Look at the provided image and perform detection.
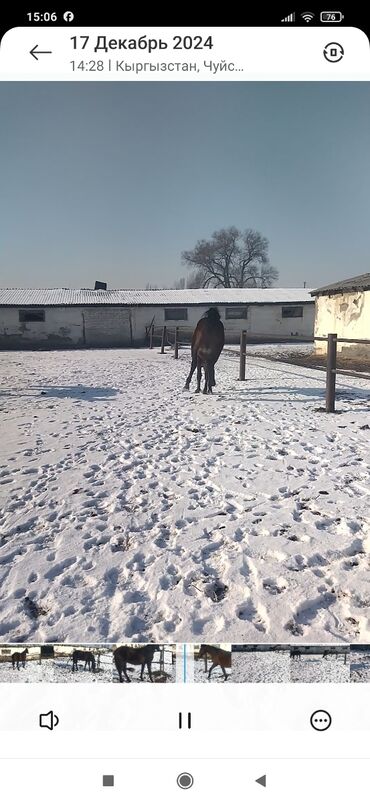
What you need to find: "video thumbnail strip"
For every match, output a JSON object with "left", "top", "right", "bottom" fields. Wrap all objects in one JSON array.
[{"left": 1, "top": 643, "right": 369, "bottom": 683}]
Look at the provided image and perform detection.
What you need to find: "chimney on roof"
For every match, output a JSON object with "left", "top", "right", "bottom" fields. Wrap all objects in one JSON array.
[{"left": 94, "top": 281, "right": 107, "bottom": 290}]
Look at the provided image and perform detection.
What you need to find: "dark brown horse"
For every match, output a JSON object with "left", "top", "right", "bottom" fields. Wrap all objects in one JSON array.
[
  {"left": 72, "top": 650, "right": 96, "bottom": 672},
  {"left": 184, "top": 308, "right": 225, "bottom": 394},
  {"left": 198, "top": 644, "right": 231, "bottom": 681},
  {"left": 113, "top": 644, "right": 159, "bottom": 683},
  {"left": 12, "top": 648, "right": 29, "bottom": 670},
  {"left": 291, "top": 648, "right": 302, "bottom": 661}
]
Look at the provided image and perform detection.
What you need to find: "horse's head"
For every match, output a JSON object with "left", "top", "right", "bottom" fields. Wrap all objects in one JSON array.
[
  {"left": 25, "top": 648, "right": 29, "bottom": 654},
  {"left": 198, "top": 645, "right": 207, "bottom": 658},
  {"left": 204, "top": 307, "right": 221, "bottom": 321}
]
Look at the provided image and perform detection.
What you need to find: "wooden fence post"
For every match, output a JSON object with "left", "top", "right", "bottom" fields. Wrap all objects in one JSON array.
[
  {"left": 174, "top": 327, "right": 179, "bottom": 359},
  {"left": 326, "top": 333, "right": 337, "bottom": 413},
  {"left": 239, "top": 330, "right": 247, "bottom": 380},
  {"left": 149, "top": 324, "right": 154, "bottom": 350},
  {"left": 160, "top": 325, "right": 167, "bottom": 354}
]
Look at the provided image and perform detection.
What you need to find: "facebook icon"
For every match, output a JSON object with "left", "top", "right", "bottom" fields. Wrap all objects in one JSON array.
[{"left": 63, "top": 11, "right": 74, "bottom": 21}]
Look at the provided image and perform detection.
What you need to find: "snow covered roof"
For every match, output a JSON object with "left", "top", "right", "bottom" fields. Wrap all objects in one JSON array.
[
  {"left": 0, "top": 287, "right": 314, "bottom": 307},
  {"left": 311, "top": 273, "right": 370, "bottom": 296}
]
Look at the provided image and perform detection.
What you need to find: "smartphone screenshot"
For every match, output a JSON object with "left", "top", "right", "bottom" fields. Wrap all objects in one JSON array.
[{"left": 0, "top": 7, "right": 369, "bottom": 800}]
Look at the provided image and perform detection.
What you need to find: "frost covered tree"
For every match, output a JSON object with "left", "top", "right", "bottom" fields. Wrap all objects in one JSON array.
[{"left": 182, "top": 226, "right": 278, "bottom": 289}]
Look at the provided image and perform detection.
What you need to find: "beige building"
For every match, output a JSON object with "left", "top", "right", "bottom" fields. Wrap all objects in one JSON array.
[{"left": 312, "top": 273, "right": 370, "bottom": 358}]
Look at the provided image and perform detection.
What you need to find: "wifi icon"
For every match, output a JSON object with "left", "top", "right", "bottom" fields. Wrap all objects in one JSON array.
[{"left": 301, "top": 11, "right": 315, "bottom": 22}]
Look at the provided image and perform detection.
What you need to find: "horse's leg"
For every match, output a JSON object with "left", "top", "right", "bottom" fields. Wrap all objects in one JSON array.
[
  {"left": 222, "top": 666, "right": 229, "bottom": 681},
  {"left": 203, "top": 361, "right": 212, "bottom": 394},
  {"left": 202, "top": 362, "right": 209, "bottom": 394},
  {"left": 208, "top": 662, "right": 216, "bottom": 679},
  {"left": 184, "top": 354, "right": 197, "bottom": 390},
  {"left": 208, "top": 362, "right": 214, "bottom": 393},
  {"left": 123, "top": 663, "right": 131, "bottom": 683},
  {"left": 195, "top": 359, "right": 202, "bottom": 393},
  {"left": 147, "top": 661, "right": 154, "bottom": 683}
]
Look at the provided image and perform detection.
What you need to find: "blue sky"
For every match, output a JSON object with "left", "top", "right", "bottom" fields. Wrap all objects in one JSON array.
[{"left": 0, "top": 82, "right": 369, "bottom": 289}]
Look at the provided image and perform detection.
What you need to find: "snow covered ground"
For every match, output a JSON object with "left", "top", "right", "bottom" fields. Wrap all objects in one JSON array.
[
  {"left": 0, "top": 347, "right": 369, "bottom": 644},
  {"left": 0, "top": 659, "right": 54, "bottom": 682},
  {"left": 53, "top": 650, "right": 113, "bottom": 682},
  {"left": 232, "top": 650, "right": 290, "bottom": 682},
  {"left": 349, "top": 651, "right": 370, "bottom": 682},
  {"left": 290, "top": 655, "right": 350, "bottom": 682},
  {"left": 228, "top": 343, "right": 314, "bottom": 359}
]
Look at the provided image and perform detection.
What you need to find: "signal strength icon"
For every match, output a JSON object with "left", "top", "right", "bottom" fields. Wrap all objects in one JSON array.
[
  {"left": 301, "top": 11, "right": 315, "bottom": 22},
  {"left": 281, "top": 12, "right": 296, "bottom": 22}
]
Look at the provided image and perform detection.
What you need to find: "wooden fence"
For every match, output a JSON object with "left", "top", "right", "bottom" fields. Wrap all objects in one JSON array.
[{"left": 148, "top": 324, "right": 370, "bottom": 413}]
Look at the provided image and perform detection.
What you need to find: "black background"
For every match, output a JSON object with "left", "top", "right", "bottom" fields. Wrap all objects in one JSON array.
[{"left": 0, "top": 4, "right": 368, "bottom": 41}]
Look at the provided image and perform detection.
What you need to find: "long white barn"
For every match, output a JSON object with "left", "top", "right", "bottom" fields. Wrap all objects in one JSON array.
[{"left": 0, "top": 287, "right": 314, "bottom": 349}]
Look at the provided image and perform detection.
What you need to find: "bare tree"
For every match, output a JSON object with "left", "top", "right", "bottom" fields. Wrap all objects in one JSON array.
[{"left": 182, "top": 226, "right": 278, "bottom": 288}]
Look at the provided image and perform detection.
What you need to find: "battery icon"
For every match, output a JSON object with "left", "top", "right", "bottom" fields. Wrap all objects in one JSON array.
[{"left": 320, "top": 11, "right": 344, "bottom": 22}]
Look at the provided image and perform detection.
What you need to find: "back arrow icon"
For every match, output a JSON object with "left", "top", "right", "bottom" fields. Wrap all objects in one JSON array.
[{"left": 30, "top": 45, "right": 52, "bottom": 60}]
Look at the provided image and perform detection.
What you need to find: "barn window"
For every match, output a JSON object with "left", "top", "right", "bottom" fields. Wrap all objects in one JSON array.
[
  {"left": 19, "top": 309, "right": 45, "bottom": 322},
  {"left": 281, "top": 306, "right": 303, "bottom": 318},
  {"left": 225, "top": 307, "right": 248, "bottom": 320},
  {"left": 164, "top": 307, "right": 188, "bottom": 321},
  {"left": 41, "top": 645, "right": 54, "bottom": 658}
]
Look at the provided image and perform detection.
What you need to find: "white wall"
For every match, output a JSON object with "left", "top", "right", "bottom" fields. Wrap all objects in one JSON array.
[
  {"left": 0, "top": 307, "right": 84, "bottom": 348},
  {"left": 248, "top": 304, "right": 314, "bottom": 338},
  {"left": 135, "top": 303, "right": 314, "bottom": 343},
  {"left": 314, "top": 290, "right": 370, "bottom": 357},
  {"left": 0, "top": 302, "right": 315, "bottom": 349},
  {"left": 83, "top": 307, "right": 132, "bottom": 346},
  {"left": 0, "top": 306, "right": 132, "bottom": 348}
]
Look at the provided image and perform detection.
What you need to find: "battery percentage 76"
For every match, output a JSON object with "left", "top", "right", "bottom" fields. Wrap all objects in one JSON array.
[{"left": 320, "top": 11, "right": 344, "bottom": 22}]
